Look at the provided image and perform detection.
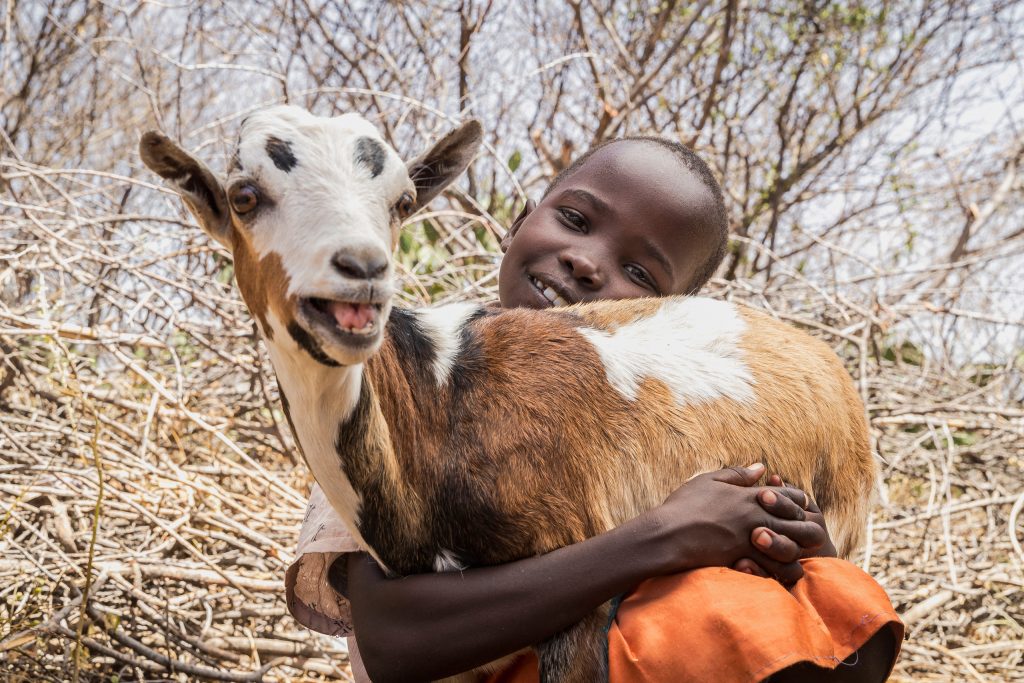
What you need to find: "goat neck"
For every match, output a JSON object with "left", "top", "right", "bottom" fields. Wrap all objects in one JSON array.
[{"left": 266, "top": 318, "right": 427, "bottom": 575}]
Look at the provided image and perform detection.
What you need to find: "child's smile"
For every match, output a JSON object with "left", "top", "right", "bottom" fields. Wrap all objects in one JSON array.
[{"left": 527, "top": 274, "right": 573, "bottom": 307}]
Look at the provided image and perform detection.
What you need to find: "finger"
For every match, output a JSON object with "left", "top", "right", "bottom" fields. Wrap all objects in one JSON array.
[
  {"left": 711, "top": 462, "right": 765, "bottom": 487},
  {"left": 800, "top": 510, "right": 838, "bottom": 558},
  {"left": 732, "top": 558, "right": 770, "bottom": 578},
  {"left": 772, "top": 485, "right": 809, "bottom": 510},
  {"left": 758, "top": 488, "right": 805, "bottom": 521},
  {"left": 752, "top": 527, "right": 803, "bottom": 564},
  {"left": 768, "top": 519, "right": 828, "bottom": 551},
  {"left": 746, "top": 551, "right": 804, "bottom": 584},
  {"left": 768, "top": 474, "right": 784, "bottom": 487}
]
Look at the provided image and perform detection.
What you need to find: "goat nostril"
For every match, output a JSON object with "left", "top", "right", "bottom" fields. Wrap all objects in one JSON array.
[
  {"left": 365, "top": 254, "right": 388, "bottom": 279},
  {"left": 331, "top": 253, "right": 368, "bottom": 280},
  {"left": 331, "top": 252, "right": 389, "bottom": 280}
]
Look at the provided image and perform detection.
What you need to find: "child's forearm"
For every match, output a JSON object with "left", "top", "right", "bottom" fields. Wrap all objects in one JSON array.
[
  {"left": 345, "top": 465, "right": 824, "bottom": 682},
  {"left": 346, "top": 509, "right": 675, "bottom": 683}
]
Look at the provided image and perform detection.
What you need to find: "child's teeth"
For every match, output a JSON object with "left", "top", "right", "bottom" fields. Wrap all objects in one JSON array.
[
  {"left": 542, "top": 287, "right": 557, "bottom": 302},
  {"left": 553, "top": 295, "right": 568, "bottom": 306}
]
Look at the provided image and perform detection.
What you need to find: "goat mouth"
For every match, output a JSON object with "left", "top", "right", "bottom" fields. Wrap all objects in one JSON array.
[{"left": 301, "top": 297, "right": 384, "bottom": 343}]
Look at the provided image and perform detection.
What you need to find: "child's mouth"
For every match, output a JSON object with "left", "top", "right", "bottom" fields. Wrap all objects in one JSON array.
[{"left": 529, "top": 275, "right": 571, "bottom": 307}]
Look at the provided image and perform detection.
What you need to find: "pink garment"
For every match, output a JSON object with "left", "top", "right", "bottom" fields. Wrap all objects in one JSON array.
[{"left": 285, "top": 483, "right": 359, "bottom": 637}]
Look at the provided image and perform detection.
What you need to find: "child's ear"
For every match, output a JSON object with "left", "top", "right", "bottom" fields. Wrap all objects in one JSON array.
[{"left": 501, "top": 199, "right": 535, "bottom": 253}]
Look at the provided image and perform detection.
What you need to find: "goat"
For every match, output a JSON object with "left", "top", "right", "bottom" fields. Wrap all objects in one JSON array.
[{"left": 140, "top": 105, "right": 875, "bottom": 683}]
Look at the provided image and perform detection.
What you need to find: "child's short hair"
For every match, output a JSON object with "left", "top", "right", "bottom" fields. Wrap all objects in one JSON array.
[{"left": 543, "top": 136, "right": 729, "bottom": 294}]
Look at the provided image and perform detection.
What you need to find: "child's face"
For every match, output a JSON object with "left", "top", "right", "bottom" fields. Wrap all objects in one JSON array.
[{"left": 498, "top": 140, "right": 719, "bottom": 309}]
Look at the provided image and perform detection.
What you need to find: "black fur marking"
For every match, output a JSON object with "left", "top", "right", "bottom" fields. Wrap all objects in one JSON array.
[
  {"left": 447, "top": 311, "right": 489, "bottom": 401},
  {"left": 266, "top": 136, "right": 298, "bottom": 172},
  {"left": 431, "top": 468, "right": 531, "bottom": 567},
  {"left": 286, "top": 321, "right": 340, "bottom": 367},
  {"left": 335, "top": 305, "right": 527, "bottom": 575},
  {"left": 182, "top": 171, "right": 224, "bottom": 219},
  {"left": 355, "top": 137, "right": 386, "bottom": 178},
  {"left": 464, "top": 305, "right": 497, "bottom": 325},
  {"left": 386, "top": 308, "right": 437, "bottom": 385},
  {"left": 429, "top": 308, "right": 531, "bottom": 567},
  {"left": 159, "top": 159, "right": 187, "bottom": 180},
  {"left": 335, "top": 305, "right": 602, "bottom": 579},
  {"left": 336, "top": 374, "right": 524, "bottom": 575},
  {"left": 229, "top": 151, "right": 243, "bottom": 172},
  {"left": 335, "top": 379, "right": 434, "bottom": 575},
  {"left": 279, "top": 392, "right": 305, "bottom": 462}
]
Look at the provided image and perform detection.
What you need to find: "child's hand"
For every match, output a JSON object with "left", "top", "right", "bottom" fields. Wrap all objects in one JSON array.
[
  {"left": 648, "top": 463, "right": 826, "bottom": 584},
  {"left": 731, "top": 473, "right": 838, "bottom": 579},
  {"left": 762, "top": 473, "right": 838, "bottom": 560}
]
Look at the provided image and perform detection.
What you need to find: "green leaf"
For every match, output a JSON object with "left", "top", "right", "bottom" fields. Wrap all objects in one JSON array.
[
  {"left": 399, "top": 230, "right": 415, "bottom": 254},
  {"left": 423, "top": 222, "right": 440, "bottom": 245},
  {"left": 507, "top": 150, "right": 522, "bottom": 173},
  {"left": 952, "top": 432, "right": 977, "bottom": 447}
]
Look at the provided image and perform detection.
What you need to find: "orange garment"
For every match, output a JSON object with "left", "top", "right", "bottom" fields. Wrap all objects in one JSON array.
[{"left": 487, "top": 558, "right": 903, "bottom": 683}]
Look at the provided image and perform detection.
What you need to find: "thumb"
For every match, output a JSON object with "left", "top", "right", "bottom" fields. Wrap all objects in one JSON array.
[{"left": 713, "top": 462, "right": 765, "bottom": 487}]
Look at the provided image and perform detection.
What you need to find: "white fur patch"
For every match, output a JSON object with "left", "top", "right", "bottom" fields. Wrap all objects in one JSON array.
[
  {"left": 416, "top": 303, "right": 482, "bottom": 386},
  {"left": 433, "top": 548, "right": 466, "bottom": 572},
  {"left": 578, "top": 297, "right": 755, "bottom": 406},
  {"left": 263, "top": 311, "right": 381, "bottom": 564}
]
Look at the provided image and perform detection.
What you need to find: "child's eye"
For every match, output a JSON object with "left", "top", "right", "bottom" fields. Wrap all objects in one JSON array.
[
  {"left": 625, "top": 264, "right": 659, "bottom": 292},
  {"left": 557, "top": 207, "right": 588, "bottom": 232}
]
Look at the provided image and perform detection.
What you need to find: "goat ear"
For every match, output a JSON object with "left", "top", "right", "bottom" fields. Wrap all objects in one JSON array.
[
  {"left": 406, "top": 119, "right": 483, "bottom": 210},
  {"left": 139, "top": 131, "right": 232, "bottom": 248}
]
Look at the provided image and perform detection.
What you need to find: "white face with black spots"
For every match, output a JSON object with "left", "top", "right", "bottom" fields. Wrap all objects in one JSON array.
[
  {"left": 229, "top": 106, "right": 412, "bottom": 364},
  {"left": 139, "top": 106, "right": 482, "bottom": 368}
]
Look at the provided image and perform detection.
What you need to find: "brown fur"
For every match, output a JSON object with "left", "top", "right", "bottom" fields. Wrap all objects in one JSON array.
[
  {"left": 570, "top": 296, "right": 665, "bottom": 331},
  {"left": 230, "top": 230, "right": 294, "bottom": 341},
  {"left": 325, "top": 300, "right": 873, "bottom": 683},
  {"left": 341, "top": 302, "right": 873, "bottom": 574}
]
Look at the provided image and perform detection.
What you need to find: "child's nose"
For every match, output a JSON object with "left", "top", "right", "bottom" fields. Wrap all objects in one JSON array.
[{"left": 561, "top": 251, "right": 604, "bottom": 289}]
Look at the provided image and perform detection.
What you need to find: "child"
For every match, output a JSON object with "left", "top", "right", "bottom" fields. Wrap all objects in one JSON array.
[{"left": 286, "top": 136, "right": 902, "bottom": 682}]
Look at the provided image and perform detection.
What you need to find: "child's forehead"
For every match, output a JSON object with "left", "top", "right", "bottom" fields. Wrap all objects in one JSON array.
[
  {"left": 562, "top": 140, "right": 714, "bottom": 218},
  {"left": 580, "top": 139, "right": 688, "bottom": 179}
]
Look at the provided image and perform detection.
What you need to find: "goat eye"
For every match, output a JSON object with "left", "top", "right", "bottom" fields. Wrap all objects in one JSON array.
[
  {"left": 394, "top": 192, "right": 416, "bottom": 220},
  {"left": 230, "top": 185, "right": 259, "bottom": 214}
]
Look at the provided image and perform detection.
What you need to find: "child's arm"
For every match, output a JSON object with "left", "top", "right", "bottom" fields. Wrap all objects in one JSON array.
[{"left": 345, "top": 464, "right": 827, "bottom": 683}]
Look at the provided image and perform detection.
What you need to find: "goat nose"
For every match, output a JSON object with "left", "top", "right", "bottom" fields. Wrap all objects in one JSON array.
[{"left": 331, "top": 251, "right": 388, "bottom": 280}]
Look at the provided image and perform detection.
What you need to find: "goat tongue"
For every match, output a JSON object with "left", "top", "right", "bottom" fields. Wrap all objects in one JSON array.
[{"left": 326, "top": 301, "right": 376, "bottom": 331}]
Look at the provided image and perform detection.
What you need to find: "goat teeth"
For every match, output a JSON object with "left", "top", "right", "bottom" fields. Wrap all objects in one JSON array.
[{"left": 345, "top": 321, "right": 375, "bottom": 335}]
